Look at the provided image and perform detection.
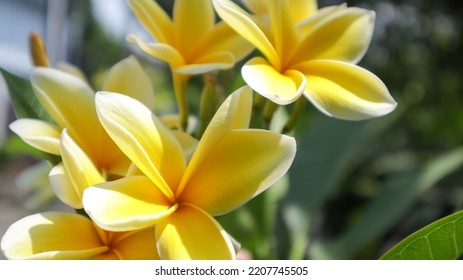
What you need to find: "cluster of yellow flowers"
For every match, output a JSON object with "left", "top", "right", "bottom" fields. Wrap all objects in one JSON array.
[{"left": 1, "top": 0, "right": 396, "bottom": 260}]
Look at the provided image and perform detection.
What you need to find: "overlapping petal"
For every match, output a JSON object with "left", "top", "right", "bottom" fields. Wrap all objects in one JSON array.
[
  {"left": 49, "top": 163, "right": 82, "bottom": 208},
  {"left": 103, "top": 55, "right": 155, "bottom": 110},
  {"left": 242, "top": 57, "right": 305, "bottom": 105},
  {"left": 173, "top": 0, "right": 214, "bottom": 59},
  {"left": 95, "top": 91, "right": 185, "bottom": 197},
  {"left": 128, "top": 0, "right": 173, "bottom": 44},
  {"left": 179, "top": 130, "right": 296, "bottom": 215},
  {"left": 296, "top": 60, "right": 397, "bottom": 120},
  {"left": 103, "top": 227, "right": 160, "bottom": 260},
  {"left": 9, "top": 119, "right": 61, "bottom": 155},
  {"left": 155, "top": 204, "right": 235, "bottom": 260},
  {"left": 291, "top": 7, "right": 375, "bottom": 65},
  {"left": 127, "top": 35, "right": 185, "bottom": 68},
  {"left": 1, "top": 212, "right": 107, "bottom": 260},
  {"left": 212, "top": 0, "right": 280, "bottom": 68},
  {"left": 60, "top": 129, "right": 105, "bottom": 207},
  {"left": 83, "top": 176, "right": 177, "bottom": 232},
  {"left": 175, "top": 51, "right": 235, "bottom": 75}
]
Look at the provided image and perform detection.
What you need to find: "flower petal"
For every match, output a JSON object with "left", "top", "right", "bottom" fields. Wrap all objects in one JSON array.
[
  {"left": 175, "top": 51, "right": 235, "bottom": 75},
  {"left": 296, "top": 60, "right": 397, "bottom": 120},
  {"left": 194, "top": 21, "right": 254, "bottom": 62},
  {"left": 173, "top": 0, "right": 214, "bottom": 58},
  {"left": 288, "top": 0, "right": 318, "bottom": 24},
  {"left": 1, "top": 212, "right": 107, "bottom": 260},
  {"left": 9, "top": 119, "right": 61, "bottom": 155},
  {"left": 49, "top": 163, "right": 82, "bottom": 209},
  {"left": 103, "top": 55, "right": 155, "bottom": 110},
  {"left": 31, "top": 67, "right": 101, "bottom": 151},
  {"left": 180, "top": 130, "right": 296, "bottom": 215},
  {"left": 155, "top": 203, "right": 235, "bottom": 260},
  {"left": 291, "top": 7, "right": 375, "bottom": 64},
  {"left": 109, "top": 227, "right": 160, "bottom": 260},
  {"left": 213, "top": 0, "right": 280, "bottom": 68},
  {"left": 60, "top": 129, "right": 105, "bottom": 205},
  {"left": 242, "top": 57, "right": 305, "bottom": 105},
  {"left": 177, "top": 86, "right": 252, "bottom": 195},
  {"left": 128, "top": 0, "right": 173, "bottom": 44},
  {"left": 95, "top": 92, "right": 185, "bottom": 198},
  {"left": 127, "top": 35, "right": 185, "bottom": 68},
  {"left": 83, "top": 176, "right": 176, "bottom": 232}
]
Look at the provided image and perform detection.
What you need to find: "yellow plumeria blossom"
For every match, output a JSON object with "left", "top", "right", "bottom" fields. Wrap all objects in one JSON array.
[
  {"left": 82, "top": 86, "right": 296, "bottom": 259},
  {"left": 127, "top": 0, "right": 254, "bottom": 129},
  {"left": 8, "top": 56, "right": 154, "bottom": 208},
  {"left": 213, "top": 0, "right": 397, "bottom": 120},
  {"left": 1, "top": 212, "right": 159, "bottom": 260}
]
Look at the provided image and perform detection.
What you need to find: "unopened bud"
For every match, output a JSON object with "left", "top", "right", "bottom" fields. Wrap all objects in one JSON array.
[{"left": 29, "top": 31, "right": 50, "bottom": 67}]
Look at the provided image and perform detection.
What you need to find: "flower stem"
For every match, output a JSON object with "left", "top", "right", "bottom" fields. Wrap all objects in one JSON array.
[
  {"left": 263, "top": 100, "right": 278, "bottom": 129},
  {"left": 172, "top": 72, "right": 190, "bottom": 131},
  {"left": 282, "top": 98, "right": 307, "bottom": 134}
]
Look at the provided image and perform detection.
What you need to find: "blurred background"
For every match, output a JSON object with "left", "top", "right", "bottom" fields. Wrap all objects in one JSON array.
[{"left": 1, "top": 0, "right": 463, "bottom": 260}]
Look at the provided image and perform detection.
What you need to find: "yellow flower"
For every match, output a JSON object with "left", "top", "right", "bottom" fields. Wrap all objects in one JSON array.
[
  {"left": 9, "top": 56, "right": 155, "bottom": 208},
  {"left": 82, "top": 86, "right": 296, "bottom": 259},
  {"left": 213, "top": 0, "right": 397, "bottom": 120},
  {"left": 1, "top": 212, "right": 159, "bottom": 260},
  {"left": 127, "top": 0, "right": 254, "bottom": 129}
]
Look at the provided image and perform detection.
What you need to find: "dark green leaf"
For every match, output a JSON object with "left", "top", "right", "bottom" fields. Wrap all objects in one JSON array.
[{"left": 381, "top": 209, "right": 463, "bottom": 259}]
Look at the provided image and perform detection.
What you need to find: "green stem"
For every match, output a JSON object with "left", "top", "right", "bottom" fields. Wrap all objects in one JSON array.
[
  {"left": 282, "top": 98, "right": 307, "bottom": 134},
  {"left": 263, "top": 100, "right": 279, "bottom": 129},
  {"left": 172, "top": 72, "right": 190, "bottom": 131}
]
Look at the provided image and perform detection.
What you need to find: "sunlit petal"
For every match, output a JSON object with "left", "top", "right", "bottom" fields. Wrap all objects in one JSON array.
[
  {"left": 175, "top": 51, "right": 235, "bottom": 75},
  {"left": 177, "top": 86, "right": 252, "bottom": 195},
  {"left": 49, "top": 163, "right": 82, "bottom": 209},
  {"left": 110, "top": 227, "right": 160, "bottom": 260},
  {"left": 60, "top": 129, "right": 105, "bottom": 204},
  {"left": 297, "top": 4, "right": 346, "bottom": 35},
  {"left": 194, "top": 21, "right": 254, "bottom": 62},
  {"left": 292, "top": 7, "right": 375, "bottom": 64},
  {"left": 173, "top": 0, "right": 214, "bottom": 58},
  {"left": 180, "top": 130, "right": 296, "bottom": 215},
  {"left": 213, "top": 0, "right": 280, "bottom": 68},
  {"left": 242, "top": 57, "right": 305, "bottom": 105},
  {"left": 103, "top": 55, "right": 155, "bottom": 110},
  {"left": 9, "top": 119, "right": 61, "bottom": 155},
  {"left": 296, "top": 60, "right": 397, "bottom": 120},
  {"left": 288, "top": 0, "right": 318, "bottom": 24},
  {"left": 1, "top": 212, "right": 107, "bottom": 260},
  {"left": 31, "top": 67, "right": 102, "bottom": 151},
  {"left": 83, "top": 176, "right": 176, "bottom": 232},
  {"left": 127, "top": 35, "right": 185, "bottom": 68},
  {"left": 95, "top": 92, "right": 185, "bottom": 198},
  {"left": 156, "top": 203, "right": 235, "bottom": 260},
  {"left": 128, "top": 0, "right": 173, "bottom": 44}
]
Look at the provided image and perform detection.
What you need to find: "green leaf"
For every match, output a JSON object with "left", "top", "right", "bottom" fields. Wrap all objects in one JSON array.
[
  {"left": 310, "top": 147, "right": 463, "bottom": 259},
  {"left": 1, "top": 68, "right": 51, "bottom": 121},
  {"left": 380, "top": 209, "right": 463, "bottom": 259}
]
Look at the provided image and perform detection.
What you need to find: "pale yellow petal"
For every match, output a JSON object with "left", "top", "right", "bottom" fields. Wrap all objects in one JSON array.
[
  {"left": 179, "top": 130, "right": 296, "bottom": 215},
  {"left": 297, "top": 4, "right": 346, "bottom": 35},
  {"left": 213, "top": 0, "right": 280, "bottom": 68},
  {"left": 128, "top": 0, "right": 173, "bottom": 44},
  {"left": 83, "top": 176, "right": 176, "bottom": 232},
  {"left": 173, "top": 0, "right": 214, "bottom": 59},
  {"left": 1, "top": 212, "right": 107, "bottom": 260},
  {"left": 175, "top": 51, "right": 235, "bottom": 75},
  {"left": 95, "top": 92, "right": 185, "bottom": 198},
  {"left": 155, "top": 203, "right": 235, "bottom": 260},
  {"left": 177, "top": 86, "right": 252, "bottom": 196},
  {"left": 289, "top": 0, "right": 318, "bottom": 24},
  {"left": 291, "top": 7, "right": 375, "bottom": 64},
  {"left": 9, "top": 119, "right": 61, "bottom": 155},
  {"left": 296, "top": 60, "right": 397, "bottom": 120},
  {"left": 127, "top": 35, "right": 185, "bottom": 68},
  {"left": 103, "top": 55, "right": 155, "bottom": 110},
  {"left": 60, "top": 129, "right": 105, "bottom": 204},
  {"left": 242, "top": 57, "right": 305, "bottom": 105},
  {"left": 194, "top": 21, "right": 254, "bottom": 62},
  {"left": 55, "top": 62, "right": 88, "bottom": 83},
  {"left": 110, "top": 227, "right": 160, "bottom": 260},
  {"left": 170, "top": 130, "right": 198, "bottom": 163},
  {"left": 49, "top": 163, "right": 82, "bottom": 209}
]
